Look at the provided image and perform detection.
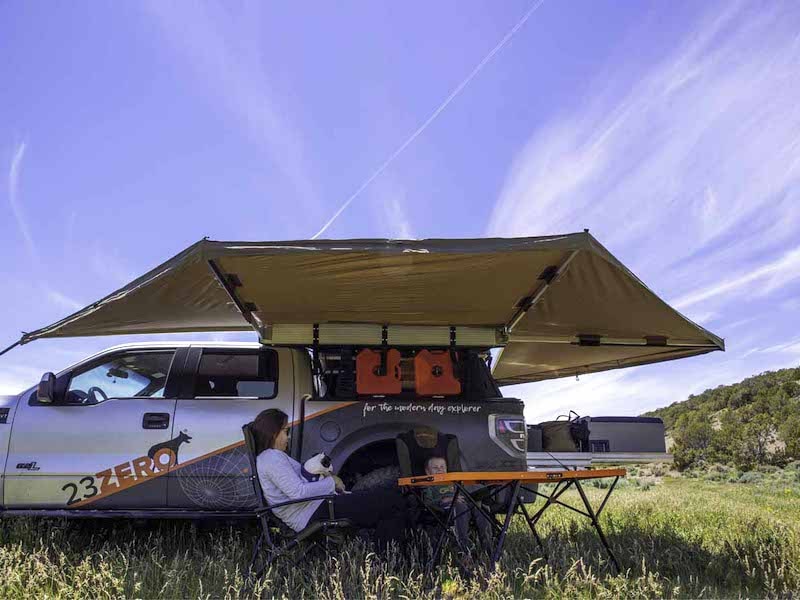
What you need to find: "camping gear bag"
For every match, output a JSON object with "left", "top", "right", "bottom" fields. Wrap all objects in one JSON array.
[{"left": 540, "top": 411, "right": 591, "bottom": 452}]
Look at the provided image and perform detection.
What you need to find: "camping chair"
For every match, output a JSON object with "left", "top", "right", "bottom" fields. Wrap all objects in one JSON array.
[
  {"left": 396, "top": 427, "right": 489, "bottom": 557},
  {"left": 396, "top": 426, "right": 501, "bottom": 511},
  {"left": 396, "top": 427, "right": 462, "bottom": 477},
  {"left": 242, "top": 423, "right": 354, "bottom": 579}
]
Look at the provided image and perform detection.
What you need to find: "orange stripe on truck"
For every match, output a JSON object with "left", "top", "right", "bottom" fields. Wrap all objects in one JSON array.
[{"left": 71, "top": 401, "right": 357, "bottom": 509}]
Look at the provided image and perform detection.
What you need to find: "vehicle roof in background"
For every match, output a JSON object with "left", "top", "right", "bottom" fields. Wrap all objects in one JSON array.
[{"left": 18, "top": 232, "right": 723, "bottom": 385}]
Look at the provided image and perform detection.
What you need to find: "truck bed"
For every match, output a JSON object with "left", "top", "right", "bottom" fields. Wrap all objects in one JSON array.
[{"left": 527, "top": 451, "right": 673, "bottom": 469}]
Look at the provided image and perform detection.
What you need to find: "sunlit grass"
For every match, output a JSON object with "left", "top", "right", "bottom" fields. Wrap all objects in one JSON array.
[{"left": 0, "top": 475, "right": 798, "bottom": 598}]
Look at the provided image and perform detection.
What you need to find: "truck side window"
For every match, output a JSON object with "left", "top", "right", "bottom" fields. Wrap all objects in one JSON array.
[
  {"left": 194, "top": 351, "right": 277, "bottom": 399},
  {"left": 65, "top": 351, "right": 175, "bottom": 404}
]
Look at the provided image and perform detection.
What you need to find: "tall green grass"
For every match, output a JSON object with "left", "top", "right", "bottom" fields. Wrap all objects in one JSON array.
[{"left": 0, "top": 477, "right": 798, "bottom": 598}]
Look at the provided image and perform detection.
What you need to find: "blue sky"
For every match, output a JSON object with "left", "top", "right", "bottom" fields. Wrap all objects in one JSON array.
[{"left": 1, "top": 1, "right": 799, "bottom": 423}]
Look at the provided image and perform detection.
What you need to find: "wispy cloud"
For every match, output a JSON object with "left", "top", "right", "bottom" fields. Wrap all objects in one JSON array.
[
  {"left": 674, "top": 245, "right": 800, "bottom": 309},
  {"left": 0, "top": 363, "right": 41, "bottom": 395},
  {"left": 385, "top": 195, "right": 414, "bottom": 240},
  {"left": 89, "top": 244, "right": 138, "bottom": 287},
  {"left": 6, "top": 141, "right": 85, "bottom": 314},
  {"left": 8, "top": 141, "right": 38, "bottom": 265},
  {"left": 489, "top": 3, "right": 800, "bottom": 288},
  {"left": 369, "top": 176, "right": 415, "bottom": 240},
  {"left": 514, "top": 365, "right": 727, "bottom": 424},
  {"left": 742, "top": 338, "right": 800, "bottom": 359},
  {"left": 45, "top": 290, "right": 85, "bottom": 312},
  {"left": 311, "top": 0, "right": 546, "bottom": 239},
  {"left": 143, "top": 2, "right": 318, "bottom": 215},
  {"left": 490, "top": 2, "right": 800, "bottom": 416}
]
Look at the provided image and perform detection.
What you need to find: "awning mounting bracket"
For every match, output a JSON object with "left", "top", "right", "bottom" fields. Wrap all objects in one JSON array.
[{"left": 377, "top": 324, "right": 389, "bottom": 376}]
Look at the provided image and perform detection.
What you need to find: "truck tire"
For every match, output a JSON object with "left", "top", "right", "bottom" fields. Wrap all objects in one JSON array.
[{"left": 351, "top": 466, "right": 401, "bottom": 492}]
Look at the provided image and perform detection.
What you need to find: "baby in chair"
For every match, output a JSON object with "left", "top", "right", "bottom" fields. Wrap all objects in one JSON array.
[{"left": 423, "top": 455, "right": 492, "bottom": 550}]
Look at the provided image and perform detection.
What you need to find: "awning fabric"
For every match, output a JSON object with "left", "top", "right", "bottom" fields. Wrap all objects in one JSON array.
[{"left": 20, "top": 233, "right": 723, "bottom": 384}]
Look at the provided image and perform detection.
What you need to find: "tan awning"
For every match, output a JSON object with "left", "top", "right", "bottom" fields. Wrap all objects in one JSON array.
[{"left": 19, "top": 233, "right": 723, "bottom": 384}]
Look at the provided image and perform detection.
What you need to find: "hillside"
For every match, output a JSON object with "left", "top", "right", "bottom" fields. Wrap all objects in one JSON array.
[{"left": 642, "top": 365, "right": 800, "bottom": 469}]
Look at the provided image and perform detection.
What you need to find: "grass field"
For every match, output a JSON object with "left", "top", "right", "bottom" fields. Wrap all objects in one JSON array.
[{"left": 1, "top": 472, "right": 798, "bottom": 599}]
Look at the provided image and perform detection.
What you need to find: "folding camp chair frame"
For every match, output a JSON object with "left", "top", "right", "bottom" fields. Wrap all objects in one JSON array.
[
  {"left": 248, "top": 494, "right": 353, "bottom": 578},
  {"left": 242, "top": 424, "right": 354, "bottom": 580}
]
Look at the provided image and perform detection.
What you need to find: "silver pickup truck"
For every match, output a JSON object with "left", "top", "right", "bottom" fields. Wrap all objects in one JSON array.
[{"left": 0, "top": 342, "right": 529, "bottom": 516}]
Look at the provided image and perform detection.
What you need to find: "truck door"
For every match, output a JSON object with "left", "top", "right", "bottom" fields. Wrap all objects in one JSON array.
[
  {"left": 4, "top": 348, "right": 182, "bottom": 509},
  {"left": 167, "top": 346, "right": 291, "bottom": 510}
]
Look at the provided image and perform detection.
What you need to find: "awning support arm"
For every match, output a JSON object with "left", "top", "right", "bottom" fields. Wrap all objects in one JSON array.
[
  {"left": 506, "top": 334, "right": 720, "bottom": 349},
  {"left": 0, "top": 339, "right": 21, "bottom": 358},
  {"left": 206, "top": 260, "right": 262, "bottom": 336},
  {"left": 505, "top": 250, "right": 579, "bottom": 334}
]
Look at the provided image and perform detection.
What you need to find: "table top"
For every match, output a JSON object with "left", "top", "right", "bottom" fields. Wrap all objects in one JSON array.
[{"left": 398, "top": 468, "right": 626, "bottom": 487}]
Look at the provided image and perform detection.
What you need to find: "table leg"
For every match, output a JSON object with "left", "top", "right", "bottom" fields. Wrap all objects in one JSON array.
[
  {"left": 529, "top": 479, "right": 575, "bottom": 524},
  {"left": 517, "top": 500, "right": 548, "bottom": 561},
  {"left": 456, "top": 482, "right": 503, "bottom": 535},
  {"left": 596, "top": 476, "right": 619, "bottom": 518},
  {"left": 490, "top": 480, "right": 521, "bottom": 568},
  {"left": 574, "top": 479, "right": 621, "bottom": 574}
]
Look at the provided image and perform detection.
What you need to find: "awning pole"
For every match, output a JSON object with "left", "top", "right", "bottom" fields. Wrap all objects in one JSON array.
[{"left": 0, "top": 339, "right": 21, "bottom": 358}]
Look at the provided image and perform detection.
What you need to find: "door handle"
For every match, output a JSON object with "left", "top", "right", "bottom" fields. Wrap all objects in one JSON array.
[{"left": 142, "top": 412, "right": 170, "bottom": 430}]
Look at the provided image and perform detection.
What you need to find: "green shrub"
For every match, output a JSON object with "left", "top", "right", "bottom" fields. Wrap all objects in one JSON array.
[{"left": 737, "top": 471, "right": 764, "bottom": 484}]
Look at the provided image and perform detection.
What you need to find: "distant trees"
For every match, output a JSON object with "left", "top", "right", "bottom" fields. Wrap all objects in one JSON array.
[
  {"left": 645, "top": 364, "right": 800, "bottom": 470},
  {"left": 779, "top": 414, "right": 800, "bottom": 458}
]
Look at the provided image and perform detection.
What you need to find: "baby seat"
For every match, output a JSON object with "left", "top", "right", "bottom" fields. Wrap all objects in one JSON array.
[{"left": 395, "top": 426, "right": 462, "bottom": 477}]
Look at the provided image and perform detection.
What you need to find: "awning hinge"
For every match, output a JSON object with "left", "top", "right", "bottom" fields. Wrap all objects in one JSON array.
[
  {"left": 577, "top": 334, "right": 602, "bottom": 346},
  {"left": 506, "top": 250, "right": 579, "bottom": 334},
  {"left": 538, "top": 265, "right": 559, "bottom": 285}
]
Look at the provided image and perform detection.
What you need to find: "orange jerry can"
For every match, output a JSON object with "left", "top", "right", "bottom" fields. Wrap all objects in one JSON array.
[
  {"left": 356, "top": 349, "right": 402, "bottom": 395},
  {"left": 414, "top": 350, "right": 461, "bottom": 396}
]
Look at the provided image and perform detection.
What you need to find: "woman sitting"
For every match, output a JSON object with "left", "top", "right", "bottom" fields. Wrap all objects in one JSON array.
[{"left": 253, "top": 408, "right": 409, "bottom": 552}]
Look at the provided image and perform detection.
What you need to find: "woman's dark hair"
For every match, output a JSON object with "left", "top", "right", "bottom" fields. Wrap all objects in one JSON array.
[{"left": 252, "top": 408, "right": 289, "bottom": 454}]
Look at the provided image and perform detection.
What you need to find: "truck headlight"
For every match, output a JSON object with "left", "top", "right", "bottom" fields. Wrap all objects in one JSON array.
[{"left": 489, "top": 414, "right": 527, "bottom": 457}]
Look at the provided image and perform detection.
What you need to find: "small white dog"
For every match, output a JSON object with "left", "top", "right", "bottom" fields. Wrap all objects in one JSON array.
[{"left": 301, "top": 452, "right": 333, "bottom": 482}]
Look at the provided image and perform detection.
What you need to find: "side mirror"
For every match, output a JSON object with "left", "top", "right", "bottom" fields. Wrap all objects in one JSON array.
[{"left": 37, "top": 372, "right": 56, "bottom": 404}]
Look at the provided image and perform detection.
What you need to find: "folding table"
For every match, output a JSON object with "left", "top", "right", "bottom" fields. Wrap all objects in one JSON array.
[{"left": 399, "top": 468, "right": 626, "bottom": 572}]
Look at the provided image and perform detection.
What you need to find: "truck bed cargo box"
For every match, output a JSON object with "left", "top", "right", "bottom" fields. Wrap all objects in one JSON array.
[
  {"left": 587, "top": 416, "right": 666, "bottom": 453},
  {"left": 527, "top": 416, "right": 670, "bottom": 468}
]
